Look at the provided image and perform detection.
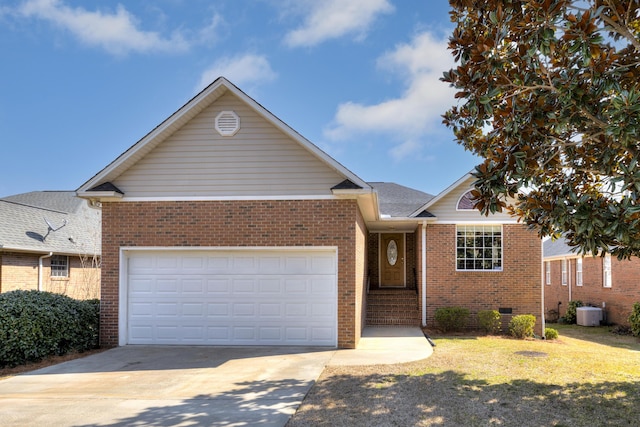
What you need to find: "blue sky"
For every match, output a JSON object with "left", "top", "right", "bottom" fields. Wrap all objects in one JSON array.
[{"left": 0, "top": 0, "right": 479, "bottom": 198}]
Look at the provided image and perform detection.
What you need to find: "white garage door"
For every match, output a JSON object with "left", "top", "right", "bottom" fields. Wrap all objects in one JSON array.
[{"left": 124, "top": 249, "right": 337, "bottom": 346}]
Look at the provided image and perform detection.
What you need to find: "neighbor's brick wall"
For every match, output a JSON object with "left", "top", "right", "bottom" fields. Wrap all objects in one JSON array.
[
  {"left": 100, "top": 199, "right": 364, "bottom": 348},
  {"left": 425, "top": 224, "right": 542, "bottom": 334},
  {"left": 0, "top": 252, "right": 38, "bottom": 293},
  {"left": 545, "top": 256, "right": 640, "bottom": 325},
  {"left": 0, "top": 252, "right": 100, "bottom": 299}
]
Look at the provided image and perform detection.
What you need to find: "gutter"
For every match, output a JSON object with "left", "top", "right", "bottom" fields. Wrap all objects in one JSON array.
[
  {"left": 38, "top": 252, "right": 53, "bottom": 292},
  {"left": 422, "top": 221, "right": 427, "bottom": 327},
  {"left": 541, "top": 240, "right": 546, "bottom": 339}
]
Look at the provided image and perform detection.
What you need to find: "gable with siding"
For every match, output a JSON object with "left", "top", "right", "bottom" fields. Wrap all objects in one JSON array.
[{"left": 113, "top": 92, "right": 345, "bottom": 198}]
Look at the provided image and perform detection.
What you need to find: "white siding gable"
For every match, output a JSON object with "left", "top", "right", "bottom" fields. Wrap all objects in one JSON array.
[
  {"left": 427, "top": 176, "right": 516, "bottom": 223},
  {"left": 112, "top": 92, "right": 345, "bottom": 198}
]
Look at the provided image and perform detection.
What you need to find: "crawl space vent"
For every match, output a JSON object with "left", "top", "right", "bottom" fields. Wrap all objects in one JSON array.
[{"left": 215, "top": 110, "right": 240, "bottom": 136}]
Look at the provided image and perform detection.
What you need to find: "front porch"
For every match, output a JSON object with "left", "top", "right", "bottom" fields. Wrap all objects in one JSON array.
[{"left": 366, "top": 231, "right": 421, "bottom": 326}]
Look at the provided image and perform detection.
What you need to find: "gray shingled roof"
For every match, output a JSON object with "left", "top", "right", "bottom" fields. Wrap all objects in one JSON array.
[
  {"left": 368, "top": 182, "right": 435, "bottom": 218},
  {"left": 543, "top": 237, "right": 579, "bottom": 259},
  {"left": 0, "top": 192, "right": 101, "bottom": 256}
]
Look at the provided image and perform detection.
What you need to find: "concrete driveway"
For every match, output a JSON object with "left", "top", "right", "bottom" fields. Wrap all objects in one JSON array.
[
  {"left": 0, "top": 327, "right": 432, "bottom": 426},
  {"left": 0, "top": 346, "right": 335, "bottom": 427}
]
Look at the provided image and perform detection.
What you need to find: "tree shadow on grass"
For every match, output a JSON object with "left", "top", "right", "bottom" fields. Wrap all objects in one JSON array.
[
  {"left": 287, "top": 370, "right": 640, "bottom": 426},
  {"left": 75, "top": 377, "right": 311, "bottom": 427}
]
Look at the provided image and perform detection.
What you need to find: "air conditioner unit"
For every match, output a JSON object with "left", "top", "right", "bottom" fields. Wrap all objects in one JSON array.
[{"left": 576, "top": 307, "right": 603, "bottom": 326}]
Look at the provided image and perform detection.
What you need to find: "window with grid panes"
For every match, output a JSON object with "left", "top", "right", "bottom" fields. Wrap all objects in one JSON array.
[
  {"left": 51, "top": 255, "right": 69, "bottom": 278},
  {"left": 456, "top": 225, "right": 502, "bottom": 271}
]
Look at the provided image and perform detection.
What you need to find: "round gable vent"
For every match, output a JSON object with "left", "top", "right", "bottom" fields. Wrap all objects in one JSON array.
[{"left": 215, "top": 110, "right": 240, "bottom": 136}]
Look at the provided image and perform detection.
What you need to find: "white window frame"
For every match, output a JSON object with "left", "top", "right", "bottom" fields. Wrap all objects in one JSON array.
[
  {"left": 545, "top": 261, "right": 551, "bottom": 285},
  {"left": 561, "top": 259, "right": 567, "bottom": 286},
  {"left": 455, "top": 224, "right": 503, "bottom": 271},
  {"left": 51, "top": 255, "right": 69, "bottom": 278},
  {"left": 603, "top": 254, "right": 612, "bottom": 288},
  {"left": 576, "top": 258, "right": 583, "bottom": 286},
  {"left": 456, "top": 190, "right": 476, "bottom": 211}
]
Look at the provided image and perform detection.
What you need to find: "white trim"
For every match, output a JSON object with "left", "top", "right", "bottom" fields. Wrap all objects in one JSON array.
[
  {"left": 118, "top": 245, "right": 339, "bottom": 347},
  {"left": 541, "top": 238, "right": 546, "bottom": 338},
  {"left": 561, "top": 259, "right": 568, "bottom": 286},
  {"left": 421, "top": 221, "right": 427, "bottom": 327},
  {"left": 576, "top": 258, "right": 583, "bottom": 286},
  {"left": 603, "top": 254, "right": 612, "bottom": 288},
  {"left": 108, "top": 195, "right": 340, "bottom": 202},
  {"left": 434, "top": 220, "right": 519, "bottom": 225},
  {"left": 545, "top": 261, "right": 551, "bottom": 285},
  {"left": 455, "top": 224, "right": 504, "bottom": 272}
]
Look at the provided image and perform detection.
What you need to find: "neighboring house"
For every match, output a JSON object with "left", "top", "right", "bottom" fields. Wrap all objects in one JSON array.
[
  {"left": 0, "top": 191, "right": 101, "bottom": 300},
  {"left": 77, "top": 77, "right": 542, "bottom": 349},
  {"left": 544, "top": 237, "right": 640, "bottom": 326}
]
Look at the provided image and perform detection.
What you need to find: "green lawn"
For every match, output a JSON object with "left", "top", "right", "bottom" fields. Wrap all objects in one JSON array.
[{"left": 288, "top": 325, "right": 640, "bottom": 426}]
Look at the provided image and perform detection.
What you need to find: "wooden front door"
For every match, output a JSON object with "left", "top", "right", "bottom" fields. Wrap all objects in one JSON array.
[{"left": 380, "top": 233, "right": 405, "bottom": 287}]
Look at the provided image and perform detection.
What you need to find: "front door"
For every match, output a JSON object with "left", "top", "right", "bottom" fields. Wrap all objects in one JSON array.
[{"left": 380, "top": 233, "right": 405, "bottom": 287}]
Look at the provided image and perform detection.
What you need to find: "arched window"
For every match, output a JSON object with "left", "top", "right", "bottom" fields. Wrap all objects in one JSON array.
[{"left": 456, "top": 190, "right": 476, "bottom": 210}]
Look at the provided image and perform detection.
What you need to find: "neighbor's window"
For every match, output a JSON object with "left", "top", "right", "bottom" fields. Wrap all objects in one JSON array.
[
  {"left": 576, "top": 258, "right": 583, "bottom": 286},
  {"left": 561, "top": 259, "right": 567, "bottom": 285},
  {"left": 545, "top": 261, "right": 551, "bottom": 285},
  {"left": 603, "top": 254, "right": 612, "bottom": 288},
  {"left": 51, "top": 255, "right": 69, "bottom": 278},
  {"left": 456, "top": 225, "right": 502, "bottom": 271}
]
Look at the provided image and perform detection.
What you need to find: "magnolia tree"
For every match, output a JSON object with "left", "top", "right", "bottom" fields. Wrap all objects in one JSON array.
[{"left": 443, "top": 0, "right": 640, "bottom": 258}]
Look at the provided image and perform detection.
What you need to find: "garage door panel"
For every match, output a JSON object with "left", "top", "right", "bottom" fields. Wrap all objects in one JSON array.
[{"left": 127, "top": 249, "right": 337, "bottom": 346}]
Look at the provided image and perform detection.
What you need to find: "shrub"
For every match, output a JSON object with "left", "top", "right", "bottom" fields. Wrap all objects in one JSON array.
[
  {"left": 509, "top": 314, "right": 536, "bottom": 339},
  {"left": 564, "top": 300, "right": 583, "bottom": 324},
  {"left": 0, "top": 290, "right": 100, "bottom": 367},
  {"left": 434, "top": 306, "right": 470, "bottom": 332},
  {"left": 544, "top": 327, "right": 559, "bottom": 340},
  {"left": 629, "top": 302, "right": 640, "bottom": 337},
  {"left": 477, "top": 309, "right": 501, "bottom": 334}
]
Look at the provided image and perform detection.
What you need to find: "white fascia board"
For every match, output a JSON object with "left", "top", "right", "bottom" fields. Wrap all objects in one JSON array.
[
  {"left": 76, "top": 190, "right": 123, "bottom": 201},
  {"left": 106, "top": 195, "right": 339, "bottom": 202}
]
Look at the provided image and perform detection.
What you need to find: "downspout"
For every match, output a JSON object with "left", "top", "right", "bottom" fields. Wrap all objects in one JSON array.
[
  {"left": 421, "top": 221, "right": 427, "bottom": 326},
  {"left": 38, "top": 252, "right": 53, "bottom": 292},
  {"left": 541, "top": 240, "right": 546, "bottom": 338}
]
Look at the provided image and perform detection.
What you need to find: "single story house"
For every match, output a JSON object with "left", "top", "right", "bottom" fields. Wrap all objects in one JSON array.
[
  {"left": 0, "top": 191, "right": 101, "bottom": 299},
  {"left": 544, "top": 237, "right": 640, "bottom": 325},
  {"left": 77, "top": 77, "right": 542, "bottom": 349}
]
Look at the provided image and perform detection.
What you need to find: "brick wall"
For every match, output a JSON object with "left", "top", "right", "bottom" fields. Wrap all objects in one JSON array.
[
  {"left": 100, "top": 199, "right": 364, "bottom": 348},
  {"left": 425, "top": 224, "right": 542, "bottom": 334},
  {"left": 0, "top": 252, "right": 100, "bottom": 299},
  {"left": 545, "top": 256, "right": 640, "bottom": 325}
]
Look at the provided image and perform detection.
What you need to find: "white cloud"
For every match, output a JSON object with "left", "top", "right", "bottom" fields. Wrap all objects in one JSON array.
[
  {"left": 324, "top": 31, "right": 457, "bottom": 160},
  {"left": 196, "top": 54, "right": 277, "bottom": 93},
  {"left": 17, "top": 0, "right": 189, "bottom": 55},
  {"left": 283, "top": 0, "right": 394, "bottom": 48}
]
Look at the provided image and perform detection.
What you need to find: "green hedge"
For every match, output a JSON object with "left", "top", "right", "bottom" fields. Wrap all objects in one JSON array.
[
  {"left": 477, "top": 309, "right": 502, "bottom": 334},
  {"left": 0, "top": 290, "right": 99, "bottom": 367},
  {"left": 509, "top": 314, "right": 536, "bottom": 339},
  {"left": 629, "top": 302, "right": 640, "bottom": 337},
  {"left": 564, "top": 300, "right": 583, "bottom": 324},
  {"left": 434, "top": 306, "right": 470, "bottom": 332}
]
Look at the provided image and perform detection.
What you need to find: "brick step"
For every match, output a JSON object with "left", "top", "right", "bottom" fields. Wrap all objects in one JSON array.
[{"left": 366, "top": 290, "right": 420, "bottom": 326}]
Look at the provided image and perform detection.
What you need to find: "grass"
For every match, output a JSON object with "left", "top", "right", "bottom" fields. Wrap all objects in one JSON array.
[{"left": 288, "top": 325, "right": 640, "bottom": 426}]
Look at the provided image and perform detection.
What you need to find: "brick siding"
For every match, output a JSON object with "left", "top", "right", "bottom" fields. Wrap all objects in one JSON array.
[
  {"left": 100, "top": 199, "right": 365, "bottom": 348},
  {"left": 545, "top": 256, "right": 640, "bottom": 326},
  {"left": 0, "top": 251, "right": 99, "bottom": 299},
  {"left": 423, "top": 224, "right": 542, "bottom": 334}
]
